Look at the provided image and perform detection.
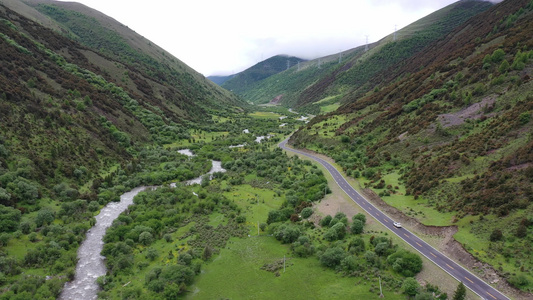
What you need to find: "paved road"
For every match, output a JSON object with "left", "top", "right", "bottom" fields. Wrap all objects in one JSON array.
[{"left": 279, "top": 138, "right": 510, "bottom": 300}]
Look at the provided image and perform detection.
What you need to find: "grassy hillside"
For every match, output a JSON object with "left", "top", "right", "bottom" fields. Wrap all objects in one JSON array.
[
  {"left": 290, "top": 0, "right": 533, "bottom": 294},
  {"left": 222, "top": 55, "right": 306, "bottom": 96},
  {"left": 235, "top": 0, "right": 492, "bottom": 114}
]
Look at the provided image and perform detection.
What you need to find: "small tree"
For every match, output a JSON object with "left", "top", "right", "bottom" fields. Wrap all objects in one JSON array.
[
  {"left": 300, "top": 207, "right": 313, "bottom": 219},
  {"left": 452, "top": 282, "right": 466, "bottom": 300},
  {"left": 490, "top": 229, "right": 503, "bottom": 242},
  {"left": 350, "top": 219, "right": 364, "bottom": 234},
  {"left": 402, "top": 277, "right": 420, "bottom": 297},
  {"left": 320, "top": 215, "right": 332, "bottom": 227},
  {"left": 319, "top": 246, "right": 346, "bottom": 268},
  {"left": 352, "top": 213, "right": 366, "bottom": 224},
  {"left": 516, "top": 224, "right": 527, "bottom": 238},
  {"left": 139, "top": 232, "right": 153, "bottom": 246}
]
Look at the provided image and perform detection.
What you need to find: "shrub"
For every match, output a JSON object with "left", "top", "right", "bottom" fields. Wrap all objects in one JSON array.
[
  {"left": 320, "top": 215, "right": 332, "bottom": 227},
  {"left": 274, "top": 224, "right": 301, "bottom": 244},
  {"left": 350, "top": 219, "right": 364, "bottom": 234},
  {"left": 319, "top": 246, "right": 346, "bottom": 268},
  {"left": 509, "top": 274, "right": 529, "bottom": 287},
  {"left": 300, "top": 207, "right": 313, "bottom": 219},
  {"left": 402, "top": 277, "right": 420, "bottom": 296},
  {"left": 490, "top": 229, "right": 503, "bottom": 242}
]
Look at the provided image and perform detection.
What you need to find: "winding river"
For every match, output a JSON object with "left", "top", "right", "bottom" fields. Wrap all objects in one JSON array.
[{"left": 59, "top": 151, "right": 225, "bottom": 300}]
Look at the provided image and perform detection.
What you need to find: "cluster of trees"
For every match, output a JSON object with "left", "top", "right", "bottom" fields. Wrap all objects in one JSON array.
[
  {"left": 98, "top": 183, "right": 248, "bottom": 297},
  {"left": 267, "top": 200, "right": 424, "bottom": 290}
]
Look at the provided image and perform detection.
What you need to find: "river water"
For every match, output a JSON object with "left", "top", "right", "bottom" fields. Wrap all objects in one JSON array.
[{"left": 59, "top": 150, "right": 225, "bottom": 300}]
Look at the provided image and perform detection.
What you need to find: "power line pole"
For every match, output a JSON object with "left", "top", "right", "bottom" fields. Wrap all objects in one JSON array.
[{"left": 379, "top": 276, "right": 384, "bottom": 298}]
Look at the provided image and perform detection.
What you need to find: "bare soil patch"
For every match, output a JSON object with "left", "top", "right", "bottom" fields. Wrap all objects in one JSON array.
[{"left": 437, "top": 95, "right": 497, "bottom": 128}]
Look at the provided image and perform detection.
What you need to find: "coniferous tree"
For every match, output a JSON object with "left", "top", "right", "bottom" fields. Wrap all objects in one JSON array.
[{"left": 452, "top": 282, "right": 466, "bottom": 300}]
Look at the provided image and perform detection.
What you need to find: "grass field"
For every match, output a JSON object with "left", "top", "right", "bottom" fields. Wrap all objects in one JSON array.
[
  {"left": 249, "top": 111, "right": 282, "bottom": 119},
  {"left": 224, "top": 184, "right": 284, "bottom": 235},
  {"left": 187, "top": 236, "right": 404, "bottom": 300}
]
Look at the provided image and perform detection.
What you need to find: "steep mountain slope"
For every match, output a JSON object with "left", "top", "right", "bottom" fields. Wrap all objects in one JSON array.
[
  {"left": 221, "top": 55, "right": 306, "bottom": 95},
  {"left": 0, "top": 0, "right": 245, "bottom": 203},
  {"left": 290, "top": 0, "right": 533, "bottom": 294},
  {"left": 236, "top": 0, "right": 492, "bottom": 113},
  {"left": 5, "top": 0, "right": 244, "bottom": 113}
]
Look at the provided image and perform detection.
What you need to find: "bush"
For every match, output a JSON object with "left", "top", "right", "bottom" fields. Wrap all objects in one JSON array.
[
  {"left": 319, "top": 246, "right": 346, "bottom": 268},
  {"left": 139, "top": 231, "right": 153, "bottom": 245},
  {"left": 274, "top": 224, "right": 301, "bottom": 244},
  {"left": 324, "top": 222, "right": 346, "bottom": 241},
  {"left": 352, "top": 213, "right": 366, "bottom": 224},
  {"left": 320, "top": 215, "right": 332, "bottom": 227},
  {"left": 509, "top": 274, "right": 529, "bottom": 287},
  {"left": 402, "top": 277, "right": 420, "bottom": 296},
  {"left": 300, "top": 207, "right": 313, "bottom": 219},
  {"left": 351, "top": 219, "right": 364, "bottom": 234},
  {"left": 0, "top": 205, "right": 21, "bottom": 233},
  {"left": 490, "top": 229, "right": 503, "bottom": 242},
  {"left": 387, "top": 250, "right": 423, "bottom": 277}
]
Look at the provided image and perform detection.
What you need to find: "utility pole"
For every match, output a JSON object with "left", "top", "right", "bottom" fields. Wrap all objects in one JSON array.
[
  {"left": 365, "top": 35, "right": 369, "bottom": 52},
  {"left": 379, "top": 276, "right": 384, "bottom": 297}
]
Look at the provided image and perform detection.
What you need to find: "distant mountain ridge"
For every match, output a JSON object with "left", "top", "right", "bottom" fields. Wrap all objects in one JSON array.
[
  {"left": 232, "top": 0, "right": 493, "bottom": 113},
  {"left": 207, "top": 74, "right": 235, "bottom": 85},
  {"left": 221, "top": 55, "right": 306, "bottom": 94}
]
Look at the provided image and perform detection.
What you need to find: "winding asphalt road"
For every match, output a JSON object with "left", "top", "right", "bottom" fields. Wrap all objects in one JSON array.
[{"left": 279, "top": 138, "right": 510, "bottom": 300}]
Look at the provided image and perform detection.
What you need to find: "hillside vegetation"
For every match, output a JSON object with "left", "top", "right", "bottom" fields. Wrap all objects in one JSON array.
[
  {"left": 290, "top": 0, "right": 533, "bottom": 294},
  {"left": 0, "top": 1, "right": 248, "bottom": 297},
  {"left": 221, "top": 55, "right": 306, "bottom": 95},
  {"left": 233, "top": 0, "right": 492, "bottom": 114}
]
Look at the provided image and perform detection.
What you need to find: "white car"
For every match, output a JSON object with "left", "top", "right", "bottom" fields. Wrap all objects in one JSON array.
[{"left": 393, "top": 222, "right": 402, "bottom": 228}]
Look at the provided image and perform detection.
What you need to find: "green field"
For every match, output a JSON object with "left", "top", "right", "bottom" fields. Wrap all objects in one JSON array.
[{"left": 188, "top": 236, "right": 403, "bottom": 300}]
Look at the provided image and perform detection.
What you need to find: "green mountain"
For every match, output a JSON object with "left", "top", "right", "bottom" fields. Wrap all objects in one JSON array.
[
  {"left": 221, "top": 55, "right": 306, "bottom": 96},
  {"left": 208, "top": 74, "right": 235, "bottom": 85},
  {"left": 236, "top": 0, "right": 493, "bottom": 114},
  {"left": 0, "top": 0, "right": 245, "bottom": 204},
  {"left": 290, "top": 0, "right": 533, "bottom": 293}
]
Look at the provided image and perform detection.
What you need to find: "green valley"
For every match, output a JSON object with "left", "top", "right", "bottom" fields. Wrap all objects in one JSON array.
[{"left": 0, "top": 0, "right": 532, "bottom": 299}]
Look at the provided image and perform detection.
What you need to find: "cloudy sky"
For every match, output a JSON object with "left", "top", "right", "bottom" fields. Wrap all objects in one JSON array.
[{"left": 59, "top": 0, "right": 476, "bottom": 76}]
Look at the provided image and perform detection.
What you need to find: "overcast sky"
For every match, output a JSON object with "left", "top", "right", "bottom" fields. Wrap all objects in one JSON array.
[{"left": 59, "top": 0, "right": 483, "bottom": 76}]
